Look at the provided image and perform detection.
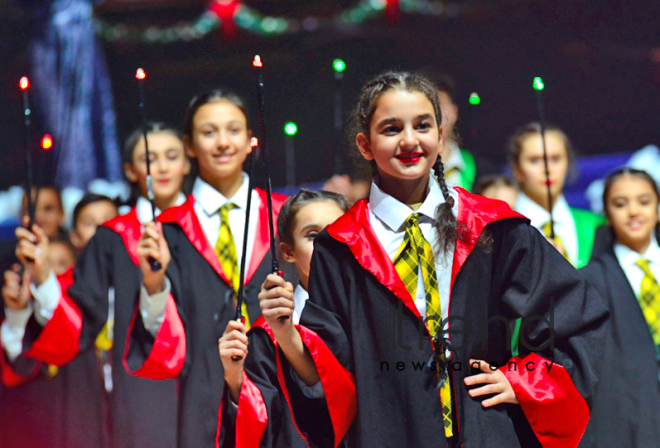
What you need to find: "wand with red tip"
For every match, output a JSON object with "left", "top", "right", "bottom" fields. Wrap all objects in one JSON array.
[
  {"left": 20, "top": 76, "right": 36, "bottom": 228},
  {"left": 136, "top": 68, "right": 162, "bottom": 272},
  {"left": 253, "top": 55, "right": 288, "bottom": 321}
]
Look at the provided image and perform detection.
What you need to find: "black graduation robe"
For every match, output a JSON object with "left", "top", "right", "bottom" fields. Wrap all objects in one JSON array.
[
  {"left": 0, "top": 268, "right": 107, "bottom": 448},
  {"left": 14, "top": 208, "right": 179, "bottom": 448},
  {"left": 280, "top": 187, "right": 609, "bottom": 448},
  {"left": 124, "top": 190, "right": 287, "bottom": 448},
  {"left": 579, "top": 226, "right": 660, "bottom": 448},
  {"left": 216, "top": 315, "right": 339, "bottom": 448}
]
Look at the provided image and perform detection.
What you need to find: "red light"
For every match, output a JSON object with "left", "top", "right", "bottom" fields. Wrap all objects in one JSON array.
[
  {"left": 136, "top": 68, "right": 146, "bottom": 80},
  {"left": 41, "top": 134, "right": 53, "bottom": 150},
  {"left": 253, "top": 55, "right": 263, "bottom": 67},
  {"left": 250, "top": 137, "right": 259, "bottom": 148},
  {"left": 19, "top": 77, "right": 29, "bottom": 90}
]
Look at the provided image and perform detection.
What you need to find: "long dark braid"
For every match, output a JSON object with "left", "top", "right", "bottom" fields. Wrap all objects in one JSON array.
[
  {"left": 350, "top": 70, "right": 467, "bottom": 255},
  {"left": 432, "top": 155, "right": 463, "bottom": 254}
]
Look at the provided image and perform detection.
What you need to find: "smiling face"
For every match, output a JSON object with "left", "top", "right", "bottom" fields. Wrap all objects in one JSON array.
[
  {"left": 606, "top": 174, "right": 659, "bottom": 253},
  {"left": 185, "top": 100, "right": 252, "bottom": 185},
  {"left": 280, "top": 200, "right": 346, "bottom": 290},
  {"left": 512, "top": 131, "right": 569, "bottom": 207},
  {"left": 125, "top": 131, "right": 189, "bottom": 204},
  {"left": 356, "top": 89, "right": 442, "bottom": 186}
]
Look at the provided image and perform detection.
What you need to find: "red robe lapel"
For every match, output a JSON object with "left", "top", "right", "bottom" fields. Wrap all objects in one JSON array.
[
  {"left": 158, "top": 195, "right": 230, "bottom": 285},
  {"left": 102, "top": 208, "right": 142, "bottom": 266},
  {"left": 325, "top": 187, "right": 527, "bottom": 320},
  {"left": 245, "top": 189, "right": 288, "bottom": 285},
  {"left": 157, "top": 190, "right": 288, "bottom": 288}
]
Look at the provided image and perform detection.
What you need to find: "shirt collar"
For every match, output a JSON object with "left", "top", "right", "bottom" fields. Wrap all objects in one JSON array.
[
  {"left": 369, "top": 173, "right": 447, "bottom": 232},
  {"left": 293, "top": 284, "right": 309, "bottom": 303},
  {"left": 614, "top": 232, "right": 660, "bottom": 268},
  {"left": 515, "top": 191, "right": 573, "bottom": 229},
  {"left": 192, "top": 173, "right": 250, "bottom": 217},
  {"left": 443, "top": 142, "right": 465, "bottom": 172},
  {"left": 136, "top": 193, "right": 186, "bottom": 224}
]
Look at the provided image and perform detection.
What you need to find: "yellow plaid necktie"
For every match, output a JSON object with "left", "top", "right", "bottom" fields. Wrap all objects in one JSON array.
[
  {"left": 215, "top": 203, "right": 250, "bottom": 328},
  {"left": 542, "top": 222, "right": 570, "bottom": 261},
  {"left": 393, "top": 213, "right": 453, "bottom": 438},
  {"left": 636, "top": 259, "right": 660, "bottom": 346}
]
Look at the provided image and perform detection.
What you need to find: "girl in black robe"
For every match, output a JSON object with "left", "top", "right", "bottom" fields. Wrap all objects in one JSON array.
[
  {"left": 127, "top": 90, "right": 287, "bottom": 447},
  {"left": 258, "top": 72, "right": 609, "bottom": 448},
  {"left": 217, "top": 189, "right": 349, "bottom": 447},
  {"left": 6, "top": 123, "right": 190, "bottom": 448},
  {"left": 580, "top": 168, "right": 660, "bottom": 447}
]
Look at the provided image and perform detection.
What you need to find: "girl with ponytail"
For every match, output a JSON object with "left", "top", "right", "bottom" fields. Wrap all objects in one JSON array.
[{"left": 258, "top": 72, "right": 608, "bottom": 448}]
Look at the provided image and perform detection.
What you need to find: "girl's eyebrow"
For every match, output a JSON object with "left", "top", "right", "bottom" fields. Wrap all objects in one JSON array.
[
  {"left": 415, "top": 113, "right": 433, "bottom": 122},
  {"left": 376, "top": 117, "right": 399, "bottom": 128},
  {"left": 301, "top": 224, "right": 320, "bottom": 232}
]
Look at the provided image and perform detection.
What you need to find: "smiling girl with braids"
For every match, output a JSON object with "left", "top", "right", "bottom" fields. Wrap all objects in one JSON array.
[{"left": 258, "top": 71, "right": 608, "bottom": 448}]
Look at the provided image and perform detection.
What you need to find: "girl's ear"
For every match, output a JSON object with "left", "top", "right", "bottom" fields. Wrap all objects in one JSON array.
[
  {"left": 511, "top": 163, "right": 525, "bottom": 185},
  {"left": 182, "top": 155, "right": 191, "bottom": 176},
  {"left": 279, "top": 241, "right": 295, "bottom": 264},
  {"left": 183, "top": 135, "right": 197, "bottom": 159},
  {"left": 124, "top": 162, "right": 138, "bottom": 183},
  {"left": 356, "top": 133, "right": 373, "bottom": 161}
]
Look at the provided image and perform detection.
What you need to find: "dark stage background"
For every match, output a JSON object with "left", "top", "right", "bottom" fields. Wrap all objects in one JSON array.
[{"left": 0, "top": 0, "right": 658, "bottom": 190}]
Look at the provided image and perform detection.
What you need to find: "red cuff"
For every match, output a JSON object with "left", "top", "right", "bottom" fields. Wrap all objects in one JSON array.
[
  {"left": 124, "top": 293, "right": 186, "bottom": 379},
  {"left": 500, "top": 353, "right": 589, "bottom": 448},
  {"left": 25, "top": 295, "right": 82, "bottom": 365},
  {"left": 293, "top": 325, "right": 357, "bottom": 447}
]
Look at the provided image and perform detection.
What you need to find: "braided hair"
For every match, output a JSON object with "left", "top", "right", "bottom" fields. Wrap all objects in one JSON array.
[{"left": 350, "top": 71, "right": 462, "bottom": 254}]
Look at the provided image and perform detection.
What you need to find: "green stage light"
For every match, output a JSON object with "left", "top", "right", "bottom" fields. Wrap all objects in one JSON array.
[
  {"left": 284, "top": 122, "right": 298, "bottom": 136},
  {"left": 533, "top": 77, "right": 544, "bottom": 91},
  {"left": 469, "top": 92, "right": 481, "bottom": 105},
  {"left": 333, "top": 59, "right": 346, "bottom": 73}
]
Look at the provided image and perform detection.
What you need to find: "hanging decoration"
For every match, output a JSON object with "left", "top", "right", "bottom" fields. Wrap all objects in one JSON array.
[{"left": 94, "top": 0, "right": 468, "bottom": 44}]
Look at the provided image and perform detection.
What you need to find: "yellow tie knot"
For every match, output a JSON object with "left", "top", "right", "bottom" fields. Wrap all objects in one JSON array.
[{"left": 637, "top": 258, "right": 653, "bottom": 275}]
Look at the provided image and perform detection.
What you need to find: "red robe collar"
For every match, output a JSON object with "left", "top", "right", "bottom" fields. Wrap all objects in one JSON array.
[
  {"left": 326, "top": 187, "right": 527, "bottom": 320},
  {"left": 102, "top": 208, "right": 142, "bottom": 266},
  {"left": 157, "top": 189, "right": 287, "bottom": 288}
]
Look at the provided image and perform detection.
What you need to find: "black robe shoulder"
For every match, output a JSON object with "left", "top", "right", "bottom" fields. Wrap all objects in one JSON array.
[{"left": 579, "top": 236, "right": 660, "bottom": 448}]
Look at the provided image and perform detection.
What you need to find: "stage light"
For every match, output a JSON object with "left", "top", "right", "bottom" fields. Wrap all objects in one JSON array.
[
  {"left": 533, "top": 77, "right": 544, "bottom": 91},
  {"left": 284, "top": 122, "right": 298, "bottom": 136},
  {"left": 333, "top": 59, "right": 346, "bottom": 73},
  {"left": 469, "top": 92, "right": 481, "bottom": 105}
]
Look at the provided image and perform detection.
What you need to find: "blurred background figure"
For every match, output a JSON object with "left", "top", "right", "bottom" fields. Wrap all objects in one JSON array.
[
  {"left": 474, "top": 174, "right": 519, "bottom": 209},
  {"left": 18, "top": 0, "right": 122, "bottom": 190}
]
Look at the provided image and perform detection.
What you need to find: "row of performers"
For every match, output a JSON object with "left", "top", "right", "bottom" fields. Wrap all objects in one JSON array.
[{"left": 1, "top": 71, "right": 658, "bottom": 448}]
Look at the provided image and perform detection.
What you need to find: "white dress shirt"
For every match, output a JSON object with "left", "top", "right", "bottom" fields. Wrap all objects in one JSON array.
[
  {"left": 292, "top": 284, "right": 309, "bottom": 326},
  {"left": 369, "top": 175, "right": 457, "bottom": 321},
  {"left": 614, "top": 233, "right": 660, "bottom": 299},
  {"left": 135, "top": 193, "right": 187, "bottom": 224},
  {"left": 515, "top": 192, "right": 579, "bottom": 266},
  {"left": 141, "top": 174, "right": 262, "bottom": 336}
]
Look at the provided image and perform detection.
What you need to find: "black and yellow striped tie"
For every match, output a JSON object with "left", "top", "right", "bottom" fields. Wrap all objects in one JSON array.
[
  {"left": 636, "top": 259, "right": 660, "bottom": 346},
  {"left": 393, "top": 213, "right": 452, "bottom": 437},
  {"left": 215, "top": 203, "right": 250, "bottom": 328}
]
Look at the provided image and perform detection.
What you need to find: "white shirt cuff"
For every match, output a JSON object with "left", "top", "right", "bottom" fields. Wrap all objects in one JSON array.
[
  {"left": 139, "top": 277, "right": 171, "bottom": 337},
  {"left": 228, "top": 395, "right": 239, "bottom": 416},
  {"left": 30, "top": 270, "right": 61, "bottom": 326},
  {"left": 1, "top": 304, "right": 34, "bottom": 362},
  {"left": 289, "top": 366, "right": 325, "bottom": 399}
]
